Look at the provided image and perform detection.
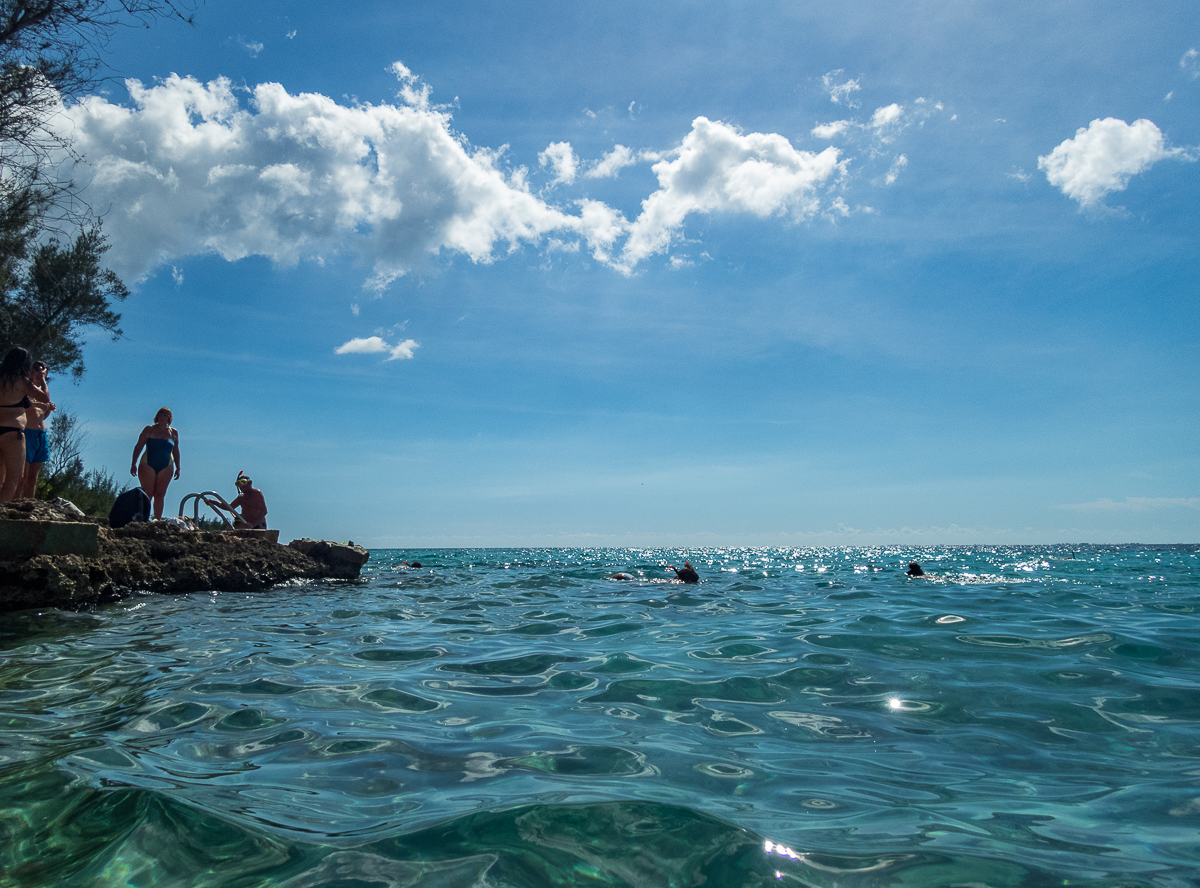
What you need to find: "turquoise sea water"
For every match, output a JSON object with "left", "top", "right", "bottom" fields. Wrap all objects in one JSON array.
[{"left": 1, "top": 545, "right": 1198, "bottom": 887}]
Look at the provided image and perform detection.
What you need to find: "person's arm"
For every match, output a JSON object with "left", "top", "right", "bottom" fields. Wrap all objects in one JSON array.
[
  {"left": 171, "top": 429, "right": 181, "bottom": 479},
  {"left": 24, "top": 380, "right": 53, "bottom": 417},
  {"left": 131, "top": 427, "right": 149, "bottom": 476}
]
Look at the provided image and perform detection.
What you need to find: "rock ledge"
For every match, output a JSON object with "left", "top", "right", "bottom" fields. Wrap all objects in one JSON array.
[{"left": 0, "top": 500, "right": 369, "bottom": 613}]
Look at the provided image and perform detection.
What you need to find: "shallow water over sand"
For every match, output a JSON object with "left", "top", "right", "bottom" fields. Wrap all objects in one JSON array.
[{"left": 2, "top": 545, "right": 1198, "bottom": 886}]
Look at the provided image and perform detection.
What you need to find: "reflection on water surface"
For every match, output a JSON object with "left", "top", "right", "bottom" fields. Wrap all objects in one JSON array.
[{"left": 1, "top": 545, "right": 1198, "bottom": 886}]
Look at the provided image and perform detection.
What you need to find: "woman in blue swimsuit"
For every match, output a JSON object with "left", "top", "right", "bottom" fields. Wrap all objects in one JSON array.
[
  {"left": 0, "top": 348, "right": 52, "bottom": 503},
  {"left": 131, "top": 407, "right": 180, "bottom": 519}
]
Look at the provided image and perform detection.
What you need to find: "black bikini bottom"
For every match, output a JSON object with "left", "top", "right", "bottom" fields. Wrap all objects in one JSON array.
[{"left": 0, "top": 427, "right": 23, "bottom": 436}]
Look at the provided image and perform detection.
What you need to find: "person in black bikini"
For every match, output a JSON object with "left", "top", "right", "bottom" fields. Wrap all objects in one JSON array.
[{"left": 0, "top": 348, "right": 52, "bottom": 503}]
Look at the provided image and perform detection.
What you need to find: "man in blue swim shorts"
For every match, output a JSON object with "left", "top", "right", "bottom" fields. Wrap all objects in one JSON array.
[{"left": 21, "top": 361, "right": 54, "bottom": 499}]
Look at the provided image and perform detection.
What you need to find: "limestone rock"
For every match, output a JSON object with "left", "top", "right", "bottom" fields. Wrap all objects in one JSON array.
[
  {"left": 0, "top": 501, "right": 370, "bottom": 613},
  {"left": 288, "top": 538, "right": 370, "bottom": 579}
]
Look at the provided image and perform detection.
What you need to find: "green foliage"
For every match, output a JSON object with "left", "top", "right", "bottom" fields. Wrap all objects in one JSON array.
[
  {"left": 34, "top": 406, "right": 119, "bottom": 516},
  {"left": 0, "top": 1, "right": 190, "bottom": 379},
  {"left": 0, "top": 225, "right": 128, "bottom": 378},
  {"left": 0, "top": 1, "right": 195, "bottom": 215},
  {"left": 194, "top": 513, "right": 227, "bottom": 531},
  {"left": 39, "top": 459, "right": 121, "bottom": 517}
]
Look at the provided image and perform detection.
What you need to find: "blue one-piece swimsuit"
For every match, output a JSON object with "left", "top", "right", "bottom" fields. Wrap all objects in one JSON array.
[{"left": 143, "top": 437, "right": 174, "bottom": 472}]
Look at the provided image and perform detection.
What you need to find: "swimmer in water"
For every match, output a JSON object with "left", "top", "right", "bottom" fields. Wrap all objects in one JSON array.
[
  {"left": 906, "top": 562, "right": 925, "bottom": 577},
  {"left": 669, "top": 562, "right": 700, "bottom": 583}
]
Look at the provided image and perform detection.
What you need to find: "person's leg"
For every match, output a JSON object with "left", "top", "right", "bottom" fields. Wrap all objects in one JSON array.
[
  {"left": 0, "top": 434, "right": 26, "bottom": 502},
  {"left": 150, "top": 470, "right": 172, "bottom": 519},
  {"left": 137, "top": 460, "right": 158, "bottom": 499},
  {"left": 20, "top": 462, "right": 41, "bottom": 499},
  {"left": 21, "top": 429, "right": 47, "bottom": 499}
]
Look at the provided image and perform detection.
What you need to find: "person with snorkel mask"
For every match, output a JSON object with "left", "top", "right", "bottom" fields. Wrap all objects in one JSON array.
[{"left": 212, "top": 471, "right": 268, "bottom": 529}]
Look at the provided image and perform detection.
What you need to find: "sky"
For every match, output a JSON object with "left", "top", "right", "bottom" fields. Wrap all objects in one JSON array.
[{"left": 41, "top": 0, "right": 1200, "bottom": 547}]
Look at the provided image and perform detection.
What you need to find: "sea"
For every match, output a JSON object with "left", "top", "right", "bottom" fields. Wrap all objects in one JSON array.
[{"left": 1, "top": 545, "right": 1198, "bottom": 887}]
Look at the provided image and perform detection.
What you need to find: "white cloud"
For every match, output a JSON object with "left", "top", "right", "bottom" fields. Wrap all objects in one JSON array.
[
  {"left": 586, "top": 144, "right": 637, "bottom": 179},
  {"left": 1182, "top": 48, "right": 1199, "bottom": 78},
  {"left": 1057, "top": 497, "right": 1200, "bottom": 512},
  {"left": 1037, "top": 117, "right": 1180, "bottom": 207},
  {"left": 335, "top": 335, "right": 419, "bottom": 360},
  {"left": 617, "top": 117, "right": 843, "bottom": 269},
  {"left": 575, "top": 198, "right": 628, "bottom": 262},
  {"left": 52, "top": 64, "right": 878, "bottom": 286},
  {"left": 386, "top": 338, "right": 419, "bottom": 360},
  {"left": 885, "top": 154, "right": 908, "bottom": 185},
  {"left": 335, "top": 336, "right": 389, "bottom": 354},
  {"left": 236, "top": 36, "right": 264, "bottom": 58},
  {"left": 813, "top": 99, "right": 941, "bottom": 150},
  {"left": 870, "top": 103, "right": 904, "bottom": 137},
  {"left": 822, "top": 70, "right": 860, "bottom": 108},
  {"left": 61, "top": 70, "right": 583, "bottom": 289},
  {"left": 538, "top": 141, "right": 577, "bottom": 185},
  {"left": 824, "top": 196, "right": 850, "bottom": 220},
  {"left": 811, "top": 120, "right": 851, "bottom": 140}
]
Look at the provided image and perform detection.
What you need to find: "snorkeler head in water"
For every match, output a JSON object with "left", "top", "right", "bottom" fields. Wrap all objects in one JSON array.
[
  {"left": 669, "top": 562, "right": 700, "bottom": 583},
  {"left": 906, "top": 562, "right": 925, "bottom": 577}
]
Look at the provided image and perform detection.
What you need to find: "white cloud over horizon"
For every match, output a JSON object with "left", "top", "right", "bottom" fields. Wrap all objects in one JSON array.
[
  {"left": 335, "top": 335, "right": 420, "bottom": 361},
  {"left": 1057, "top": 496, "right": 1200, "bottom": 512},
  {"left": 1038, "top": 117, "right": 1186, "bottom": 207},
  {"left": 55, "top": 64, "right": 882, "bottom": 287}
]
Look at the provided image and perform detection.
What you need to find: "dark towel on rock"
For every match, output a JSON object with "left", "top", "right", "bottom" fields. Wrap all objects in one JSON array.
[{"left": 109, "top": 488, "right": 151, "bottom": 529}]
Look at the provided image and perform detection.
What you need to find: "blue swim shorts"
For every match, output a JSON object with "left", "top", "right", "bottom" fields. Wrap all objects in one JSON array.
[{"left": 24, "top": 428, "right": 48, "bottom": 464}]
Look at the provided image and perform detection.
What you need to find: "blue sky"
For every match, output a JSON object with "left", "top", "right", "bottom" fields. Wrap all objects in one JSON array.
[{"left": 46, "top": 0, "right": 1200, "bottom": 546}]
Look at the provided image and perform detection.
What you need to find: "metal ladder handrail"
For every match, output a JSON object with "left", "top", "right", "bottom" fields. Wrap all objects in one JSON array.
[{"left": 178, "top": 491, "right": 239, "bottom": 530}]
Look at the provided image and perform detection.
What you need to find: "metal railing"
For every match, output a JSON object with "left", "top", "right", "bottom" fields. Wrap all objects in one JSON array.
[{"left": 177, "top": 491, "right": 239, "bottom": 530}]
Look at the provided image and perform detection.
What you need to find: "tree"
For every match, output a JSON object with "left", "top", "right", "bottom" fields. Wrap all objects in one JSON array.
[
  {"left": 0, "top": 224, "right": 128, "bottom": 377},
  {"left": 0, "top": 2, "right": 191, "bottom": 377},
  {"left": 38, "top": 405, "right": 122, "bottom": 515},
  {"left": 0, "top": 1, "right": 195, "bottom": 221}
]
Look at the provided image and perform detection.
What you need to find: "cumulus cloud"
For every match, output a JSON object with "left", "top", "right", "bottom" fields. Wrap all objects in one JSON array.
[
  {"left": 586, "top": 144, "right": 637, "bottom": 179},
  {"left": 617, "top": 117, "right": 843, "bottom": 269},
  {"left": 870, "top": 103, "right": 904, "bottom": 134},
  {"left": 1037, "top": 117, "right": 1185, "bottom": 207},
  {"left": 335, "top": 335, "right": 419, "bottom": 360},
  {"left": 61, "top": 69, "right": 584, "bottom": 289},
  {"left": 811, "top": 120, "right": 852, "bottom": 140},
  {"left": 538, "top": 141, "right": 577, "bottom": 185},
  {"left": 51, "top": 64, "right": 861, "bottom": 286}
]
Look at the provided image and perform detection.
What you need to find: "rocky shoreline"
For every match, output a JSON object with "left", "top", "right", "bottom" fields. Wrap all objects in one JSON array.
[{"left": 0, "top": 500, "right": 369, "bottom": 613}]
